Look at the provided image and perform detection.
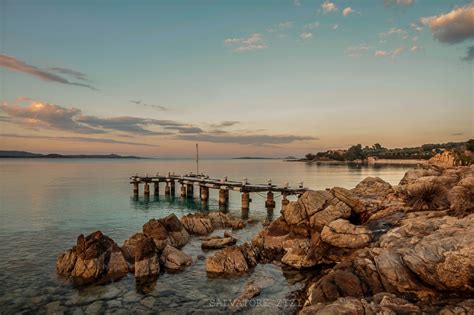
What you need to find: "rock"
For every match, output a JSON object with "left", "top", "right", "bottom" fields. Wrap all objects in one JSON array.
[
  {"left": 142, "top": 219, "right": 169, "bottom": 250},
  {"left": 321, "top": 219, "right": 372, "bottom": 249},
  {"left": 46, "top": 301, "right": 65, "bottom": 315},
  {"left": 207, "top": 212, "right": 246, "bottom": 229},
  {"left": 122, "top": 233, "right": 148, "bottom": 263},
  {"left": 224, "top": 231, "right": 233, "bottom": 238},
  {"left": 448, "top": 176, "right": 474, "bottom": 217},
  {"left": 143, "top": 213, "right": 190, "bottom": 250},
  {"left": 282, "top": 199, "right": 308, "bottom": 226},
  {"left": 309, "top": 204, "right": 351, "bottom": 230},
  {"left": 230, "top": 281, "right": 262, "bottom": 311},
  {"left": 159, "top": 245, "right": 192, "bottom": 271},
  {"left": 330, "top": 187, "right": 366, "bottom": 214},
  {"left": 181, "top": 213, "right": 214, "bottom": 235},
  {"left": 399, "top": 164, "right": 442, "bottom": 185},
  {"left": 134, "top": 236, "right": 160, "bottom": 279},
  {"left": 350, "top": 177, "right": 395, "bottom": 214},
  {"left": 201, "top": 236, "right": 237, "bottom": 249},
  {"left": 206, "top": 246, "right": 250, "bottom": 274},
  {"left": 56, "top": 231, "right": 128, "bottom": 285}
]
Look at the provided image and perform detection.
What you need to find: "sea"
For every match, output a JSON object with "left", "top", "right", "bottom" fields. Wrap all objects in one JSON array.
[{"left": 0, "top": 158, "right": 414, "bottom": 314}]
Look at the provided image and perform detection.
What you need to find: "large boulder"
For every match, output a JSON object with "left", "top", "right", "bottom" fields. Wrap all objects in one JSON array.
[
  {"left": 206, "top": 243, "right": 258, "bottom": 274},
  {"left": 159, "top": 245, "right": 192, "bottom": 271},
  {"left": 56, "top": 231, "right": 128, "bottom": 285},
  {"left": 207, "top": 212, "right": 245, "bottom": 229},
  {"left": 143, "top": 214, "right": 189, "bottom": 249},
  {"left": 321, "top": 219, "right": 372, "bottom": 249}
]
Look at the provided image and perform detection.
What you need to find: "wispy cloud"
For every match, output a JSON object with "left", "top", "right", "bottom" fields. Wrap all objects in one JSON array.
[
  {"left": 384, "top": 0, "right": 414, "bottom": 7},
  {"left": 0, "top": 133, "right": 158, "bottom": 147},
  {"left": 224, "top": 33, "right": 267, "bottom": 52},
  {"left": 300, "top": 32, "right": 313, "bottom": 40},
  {"left": 461, "top": 46, "right": 474, "bottom": 61},
  {"left": 177, "top": 134, "right": 317, "bottom": 145},
  {"left": 49, "top": 67, "right": 92, "bottom": 83},
  {"left": 267, "top": 21, "right": 293, "bottom": 33},
  {"left": 342, "top": 7, "right": 354, "bottom": 17},
  {"left": 0, "top": 54, "right": 97, "bottom": 90},
  {"left": 379, "top": 27, "right": 408, "bottom": 39},
  {"left": 321, "top": 1, "right": 337, "bottom": 13},
  {"left": 304, "top": 22, "right": 320, "bottom": 30},
  {"left": 346, "top": 43, "right": 371, "bottom": 57},
  {"left": 374, "top": 47, "right": 405, "bottom": 58},
  {"left": 130, "top": 100, "right": 167, "bottom": 110},
  {"left": 210, "top": 121, "right": 240, "bottom": 128},
  {"left": 421, "top": 4, "right": 474, "bottom": 44}
]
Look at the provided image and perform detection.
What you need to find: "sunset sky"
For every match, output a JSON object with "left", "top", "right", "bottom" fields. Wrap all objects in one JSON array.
[{"left": 0, "top": 0, "right": 473, "bottom": 157}]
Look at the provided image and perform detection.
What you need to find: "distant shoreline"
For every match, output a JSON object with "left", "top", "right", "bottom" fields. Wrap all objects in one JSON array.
[
  {"left": 0, "top": 151, "right": 144, "bottom": 159},
  {"left": 286, "top": 158, "right": 428, "bottom": 165}
]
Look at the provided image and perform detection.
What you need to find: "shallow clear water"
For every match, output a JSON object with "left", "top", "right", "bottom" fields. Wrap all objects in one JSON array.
[{"left": 0, "top": 158, "right": 412, "bottom": 314}]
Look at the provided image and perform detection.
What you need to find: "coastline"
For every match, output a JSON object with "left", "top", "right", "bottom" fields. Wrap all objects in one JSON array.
[{"left": 286, "top": 158, "right": 428, "bottom": 166}]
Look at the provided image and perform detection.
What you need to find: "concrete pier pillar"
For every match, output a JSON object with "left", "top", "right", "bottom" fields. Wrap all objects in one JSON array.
[
  {"left": 200, "top": 186, "right": 209, "bottom": 201},
  {"left": 144, "top": 183, "right": 150, "bottom": 196},
  {"left": 281, "top": 193, "right": 289, "bottom": 212},
  {"left": 219, "top": 189, "right": 228, "bottom": 206},
  {"left": 154, "top": 182, "right": 159, "bottom": 195},
  {"left": 242, "top": 192, "right": 251, "bottom": 210},
  {"left": 180, "top": 184, "right": 186, "bottom": 198},
  {"left": 186, "top": 183, "right": 194, "bottom": 198},
  {"left": 265, "top": 191, "right": 276, "bottom": 208},
  {"left": 170, "top": 180, "right": 175, "bottom": 196},
  {"left": 133, "top": 182, "right": 139, "bottom": 195},
  {"left": 165, "top": 182, "right": 170, "bottom": 195}
]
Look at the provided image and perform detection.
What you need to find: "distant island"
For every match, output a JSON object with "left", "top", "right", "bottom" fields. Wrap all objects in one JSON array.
[
  {"left": 232, "top": 157, "right": 276, "bottom": 160},
  {"left": 0, "top": 151, "right": 144, "bottom": 159}
]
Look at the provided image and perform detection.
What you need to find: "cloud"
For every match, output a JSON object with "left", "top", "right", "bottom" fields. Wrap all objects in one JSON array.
[
  {"left": 0, "top": 54, "right": 97, "bottom": 90},
  {"left": 304, "top": 22, "right": 320, "bottom": 30},
  {"left": 267, "top": 21, "right": 293, "bottom": 33},
  {"left": 461, "top": 45, "right": 474, "bottom": 61},
  {"left": 293, "top": 0, "right": 301, "bottom": 6},
  {"left": 321, "top": 1, "right": 337, "bottom": 13},
  {"left": 0, "top": 98, "right": 198, "bottom": 136},
  {"left": 346, "top": 44, "right": 371, "bottom": 57},
  {"left": 374, "top": 47, "right": 405, "bottom": 57},
  {"left": 342, "top": 7, "right": 354, "bottom": 16},
  {"left": 224, "top": 33, "right": 267, "bottom": 52},
  {"left": 300, "top": 32, "right": 313, "bottom": 40},
  {"left": 0, "top": 133, "right": 158, "bottom": 147},
  {"left": 384, "top": 0, "right": 414, "bottom": 6},
  {"left": 379, "top": 27, "right": 407, "bottom": 38},
  {"left": 210, "top": 121, "right": 240, "bottom": 128},
  {"left": 0, "top": 100, "right": 103, "bottom": 134},
  {"left": 49, "top": 67, "right": 92, "bottom": 82},
  {"left": 130, "top": 100, "right": 167, "bottom": 110},
  {"left": 332, "top": 24, "right": 339, "bottom": 30},
  {"left": 421, "top": 4, "right": 474, "bottom": 44},
  {"left": 177, "top": 134, "right": 317, "bottom": 145},
  {"left": 410, "top": 22, "right": 423, "bottom": 32},
  {"left": 410, "top": 45, "right": 421, "bottom": 52}
]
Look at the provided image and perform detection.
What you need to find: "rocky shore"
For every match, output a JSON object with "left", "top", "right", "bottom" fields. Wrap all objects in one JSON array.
[{"left": 56, "top": 164, "right": 473, "bottom": 313}]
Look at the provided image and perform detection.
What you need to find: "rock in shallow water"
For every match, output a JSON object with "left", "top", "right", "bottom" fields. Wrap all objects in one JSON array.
[
  {"left": 201, "top": 236, "right": 237, "bottom": 249},
  {"left": 160, "top": 245, "right": 192, "bottom": 271}
]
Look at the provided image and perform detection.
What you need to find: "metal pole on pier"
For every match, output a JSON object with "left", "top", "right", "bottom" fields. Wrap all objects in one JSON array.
[{"left": 196, "top": 143, "right": 199, "bottom": 175}]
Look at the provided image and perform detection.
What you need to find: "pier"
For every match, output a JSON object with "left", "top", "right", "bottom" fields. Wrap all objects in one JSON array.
[{"left": 130, "top": 172, "right": 308, "bottom": 212}]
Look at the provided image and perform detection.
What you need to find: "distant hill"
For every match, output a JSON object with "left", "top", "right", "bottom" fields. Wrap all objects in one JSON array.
[
  {"left": 232, "top": 156, "right": 275, "bottom": 160},
  {"left": 0, "top": 151, "right": 144, "bottom": 159}
]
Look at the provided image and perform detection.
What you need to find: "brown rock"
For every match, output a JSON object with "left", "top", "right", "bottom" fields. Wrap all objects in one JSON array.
[
  {"left": 158, "top": 213, "right": 190, "bottom": 249},
  {"left": 309, "top": 204, "right": 351, "bottom": 230},
  {"left": 201, "top": 236, "right": 237, "bottom": 249},
  {"left": 159, "top": 245, "right": 192, "bottom": 271},
  {"left": 181, "top": 213, "right": 214, "bottom": 235},
  {"left": 321, "top": 219, "right": 372, "bottom": 249},
  {"left": 206, "top": 246, "right": 250, "bottom": 274},
  {"left": 230, "top": 281, "right": 262, "bottom": 311},
  {"left": 207, "top": 212, "right": 245, "bottom": 229},
  {"left": 142, "top": 219, "right": 168, "bottom": 250},
  {"left": 134, "top": 236, "right": 160, "bottom": 279}
]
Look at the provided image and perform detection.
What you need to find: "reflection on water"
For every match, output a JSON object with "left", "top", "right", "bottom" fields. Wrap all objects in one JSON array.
[{"left": 0, "top": 158, "right": 413, "bottom": 313}]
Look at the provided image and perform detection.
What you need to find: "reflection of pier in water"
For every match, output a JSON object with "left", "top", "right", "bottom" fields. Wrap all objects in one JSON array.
[{"left": 130, "top": 172, "right": 309, "bottom": 217}]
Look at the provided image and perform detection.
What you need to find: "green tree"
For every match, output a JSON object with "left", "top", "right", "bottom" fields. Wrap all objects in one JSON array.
[{"left": 467, "top": 139, "right": 474, "bottom": 152}]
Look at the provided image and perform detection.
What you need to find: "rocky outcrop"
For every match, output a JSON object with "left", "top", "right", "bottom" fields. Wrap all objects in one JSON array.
[
  {"left": 143, "top": 214, "right": 189, "bottom": 249},
  {"left": 207, "top": 212, "right": 246, "bottom": 230},
  {"left": 159, "top": 245, "right": 192, "bottom": 271},
  {"left": 56, "top": 231, "right": 128, "bottom": 285},
  {"left": 301, "top": 213, "right": 474, "bottom": 310},
  {"left": 181, "top": 212, "right": 245, "bottom": 236}
]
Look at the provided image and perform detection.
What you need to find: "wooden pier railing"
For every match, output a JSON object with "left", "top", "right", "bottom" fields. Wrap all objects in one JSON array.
[{"left": 130, "top": 172, "right": 309, "bottom": 211}]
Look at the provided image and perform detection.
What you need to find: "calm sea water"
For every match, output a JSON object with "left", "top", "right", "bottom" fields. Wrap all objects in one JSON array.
[{"left": 0, "top": 159, "right": 412, "bottom": 314}]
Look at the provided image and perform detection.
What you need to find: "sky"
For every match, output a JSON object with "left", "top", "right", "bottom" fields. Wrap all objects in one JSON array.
[{"left": 0, "top": 0, "right": 473, "bottom": 158}]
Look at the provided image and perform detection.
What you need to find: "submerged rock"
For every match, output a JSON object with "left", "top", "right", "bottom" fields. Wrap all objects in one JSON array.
[
  {"left": 159, "top": 245, "right": 192, "bottom": 271},
  {"left": 230, "top": 281, "right": 262, "bottom": 311}
]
